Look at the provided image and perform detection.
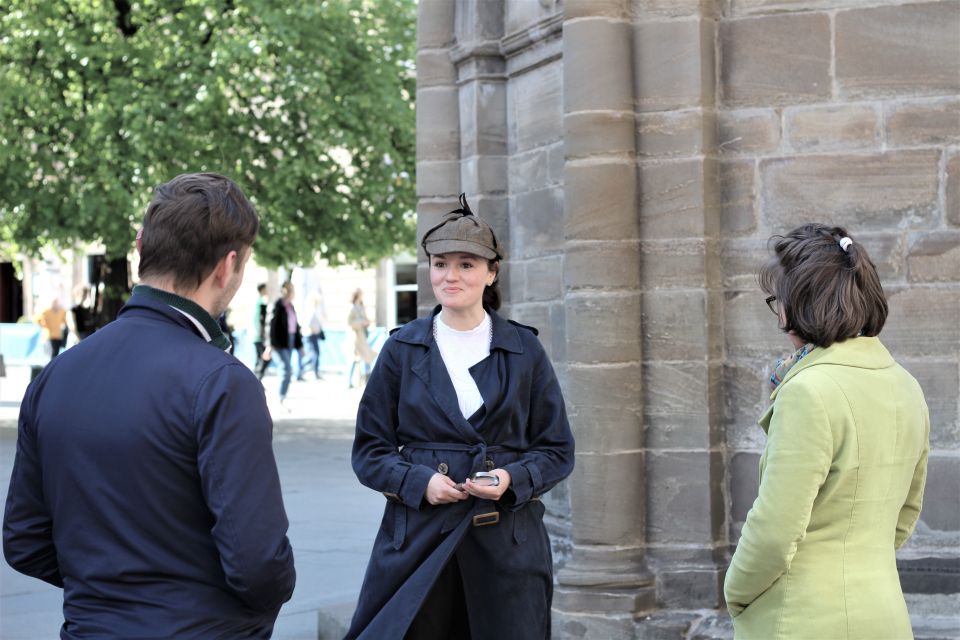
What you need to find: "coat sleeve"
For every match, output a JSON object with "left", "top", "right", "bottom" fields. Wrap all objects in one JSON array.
[
  {"left": 2, "top": 379, "right": 63, "bottom": 588},
  {"left": 352, "top": 338, "right": 435, "bottom": 510},
  {"left": 500, "top": 342, "right": 575, "bottom": 508},
  {"left": 895, "top": 395, "right": 930, "bottom": 549},
  {"left": 723, "top": 378, "right": 832, "bottom": 618},
  {"left": 195, "top": 364, "right": 296, "bottom": 613}
]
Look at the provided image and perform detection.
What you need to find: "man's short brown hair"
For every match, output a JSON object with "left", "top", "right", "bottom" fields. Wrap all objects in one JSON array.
[
  {"left": 138, "top": 173, "right": 259, "bottom": 290},
  {"left": 759, "top": 223, "right": 888, "bottom": 348}
]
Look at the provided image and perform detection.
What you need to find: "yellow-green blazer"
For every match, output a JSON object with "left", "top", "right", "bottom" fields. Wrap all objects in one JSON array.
[{"left": 724, "top": 337, "right": 929, "bottom": 640}]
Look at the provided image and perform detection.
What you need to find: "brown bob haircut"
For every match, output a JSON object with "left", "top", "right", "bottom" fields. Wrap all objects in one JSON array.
[
  {"left": 138, "top": 173, "right": 259, "bottom": 291},
  {"left": 759, "top": 223, "right": 888, "bottom": 348}
]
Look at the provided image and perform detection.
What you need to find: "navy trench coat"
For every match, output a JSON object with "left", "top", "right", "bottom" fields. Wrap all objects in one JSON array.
[{"left": 346, "top": 308, "right": 575, "bottom": 640}]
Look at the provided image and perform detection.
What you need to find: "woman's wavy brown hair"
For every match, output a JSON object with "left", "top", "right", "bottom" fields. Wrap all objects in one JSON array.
[{"left": 759, "top": 223, "right": 888, "bottom": 348}]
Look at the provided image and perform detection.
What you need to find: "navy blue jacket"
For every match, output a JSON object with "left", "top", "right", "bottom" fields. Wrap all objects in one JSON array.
[
  {"left": 346, "top": 308, "right": 575, "bottom": 639},
  {"left": 3, "top": 292, "right": 296, "bottom": 639}
]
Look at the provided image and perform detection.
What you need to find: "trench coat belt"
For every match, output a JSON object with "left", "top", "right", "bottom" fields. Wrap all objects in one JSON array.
[{"left": 402, "top": 441, "right": 518, "bottom": 473}]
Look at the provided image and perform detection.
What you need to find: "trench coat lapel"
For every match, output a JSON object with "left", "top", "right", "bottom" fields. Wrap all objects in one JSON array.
[{"left": 410, "top": 332, "right": 483, "bottom": 443}]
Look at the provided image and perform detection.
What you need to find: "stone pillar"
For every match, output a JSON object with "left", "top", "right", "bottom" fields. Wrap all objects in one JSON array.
[
  {"left": 553, "top": 1, "right": 655, "bottom": 637},
  {"left": 450, "top": 0, "right": 510, "bottom": 305},
  {"left": 633, "top": 4, "right": 728, "bottom": 619},
  {"left": 415, "top": 0, "right": 459, "bottom": 314}
]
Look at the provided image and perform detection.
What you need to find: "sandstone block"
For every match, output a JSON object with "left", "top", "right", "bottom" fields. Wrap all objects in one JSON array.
[
  {"left": 883, "top": 286, "right": 960, "bottom": 357},
  {"left": 886, "top": 99, "right": 960, "bottom": 147},
  {"left": 947, "top": 152, "right": 960, "bottom": 227},
  {"left": 636, "top": 109, "right": 715, "bottom": 159},
  {"left": 643, "top": 362, "right": 714, "bottom": 450},
  {"left": 760, "top": 151, "right": 940, "bottom": 232},
  {"left": 646, "top": 451, "right": 724, "bottom": 544},
  {"left": 729, "top": 451, "right": 760, "bottom": 524},
  {"left": 565, "top": 362, "right": 643, "bottom": 416},
  {"left": 635, "top": 0, "right": 716, "bottom": 18},
  {"left": 416, "top": 87, "right": 460, "bottom": 161},
  {"left": 641, "top": 289, "right": 709, "bottom": 361},
  {"left": 509, "top": 148, "right": 550, "bottom": 195},
  {"left": 510, "top": 61, "right": 563, "bottom": 153},
  {"left": 415, "top": 49, "right": 455, "bottom": 89},
  {"left": 570, "top": 451, "right": 646, "bottom": 545},
  {"left": 511, "top": 301, "right": 566, "bottom": 361},
  {"left": 566, "top": 111, "right": 636, "bottom": 159},
  {"left": 416, "top": 0, "right": 455, "bottom": 49},
  {"left": 720, "top": 160, "right": 756, "bottom": 236},
  {"left": 415, "top": 160, "right": 461, "bottom": 198},
  {"left": 720, "top": 13, "right": 830, "bottom": 107},
  {"left": 459, "top": 80, "right": 507, "bottom": 158},
  {"left": 723, "top": 363, "right": 769, "bottom": 450},
  {"left": 634, "top": 19, "right": 715, "bottom": 112},
  {"left": 900, "top": 359, "right": 960, "bottom": 450},
  {"left": 723, "top": 289, "right": 793, "bottom": 357},
  {"left": 719, "top": 238, "right": 768, "bottom": 290},
  {"left": 640, "top": 238, "right": 711, "bottom": 289},
  {"left": 564, "top": 0, "right": 630, "bottom": 19},
  {"left": 564, "top": 242, "right": 642, "bottom": 291},
  {"left": 836, "top": 3, "right": 960, "bottom": 99},
  {"left": 459, "top": 155, "right": 508, "bottom": 195},
  {"left": 523, "top": 254, "right": 564, "bottom": 302},
  {"left": 907, "top": 232, "right": 960, "bottom": 283},
  {"left": 784, "top": 104, "right": 879, "bottom": 152},
  {"left": 850, "top": 233, "right": 905, "bottom": 281},
  {"left": 717, "top": 109, "right": 781, "bottom": 156},
  {"left": 454, "top": 0, "right": 504, "bottom": 43},
  {"left": 656, "top": 568, "right": 723, "bottom": 609},
  {"left": 563, "top": 19, "right": 633, "bottom": 113},
  {"left": 565, "top": 161, "right": 639, "bottom": 241},
  {"left": 553, "top": 611, "right": 640, "bottom": 640},
  {"left": 638, "top": 158, "right": 718, "bottom": 239},
  {"left": 728, "top": 0, "right": 900, "bottom": 16},
  {"left": 568, "top": 411, "right": 644, "bottom": 456},
  {"left": 513, "top": 187, "right": 564, "bottom": 259},
  {"left": 505, "top": 0, "right": 560, "bottom": 36},
  {"left": 566, "top": 292, "right": 643, "bottom": 363},
  {"left": 920, "top": 456, "right": 960, "bottom": 531}
]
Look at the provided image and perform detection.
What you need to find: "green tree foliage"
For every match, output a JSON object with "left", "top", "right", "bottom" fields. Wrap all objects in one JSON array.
[{"left": 0, "top": 0, "right": 417, "bottom": 268}]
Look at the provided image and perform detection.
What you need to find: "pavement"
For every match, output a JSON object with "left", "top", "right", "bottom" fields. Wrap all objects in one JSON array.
[{"left": 0, "top": 363, "right": 381, "bottom": 640}]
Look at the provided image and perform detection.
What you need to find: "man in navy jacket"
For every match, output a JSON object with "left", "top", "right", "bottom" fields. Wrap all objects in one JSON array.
[{"left": 3, "top": 173, "right": 296, "bottom": 638}]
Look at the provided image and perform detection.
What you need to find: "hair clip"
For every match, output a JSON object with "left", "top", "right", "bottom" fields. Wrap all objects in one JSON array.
[{"left": 838, "top": 237, "right": 853, "bottom": 252}]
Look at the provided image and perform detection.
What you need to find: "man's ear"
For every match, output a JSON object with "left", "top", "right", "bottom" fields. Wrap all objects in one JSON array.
[{"left": 214, "top": 250, "right": 238, "bottom": 288}]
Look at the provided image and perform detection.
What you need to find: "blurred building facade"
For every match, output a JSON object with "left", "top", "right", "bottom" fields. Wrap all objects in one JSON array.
[{"left": 414, "top": 0, "right": 959, "bottom": 637}]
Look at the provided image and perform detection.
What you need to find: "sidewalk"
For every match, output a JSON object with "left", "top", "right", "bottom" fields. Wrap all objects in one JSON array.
[{"left": 0, "top": 364, "right": 382, "bottom": 640}]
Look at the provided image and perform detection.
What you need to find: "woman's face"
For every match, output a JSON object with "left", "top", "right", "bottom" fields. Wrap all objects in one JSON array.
[{"left": 430, "top": 252, "right": 496, "bottom": 314}]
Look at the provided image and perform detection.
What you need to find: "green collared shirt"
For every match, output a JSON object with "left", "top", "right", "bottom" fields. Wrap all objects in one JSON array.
[{"left": 133, "top": 284, "right": 232, "bottom": 351}]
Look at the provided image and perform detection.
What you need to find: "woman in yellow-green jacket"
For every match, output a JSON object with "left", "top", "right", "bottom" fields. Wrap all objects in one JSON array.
[{"left": 724, "top": 224, "right": 930, "bottom": 640}]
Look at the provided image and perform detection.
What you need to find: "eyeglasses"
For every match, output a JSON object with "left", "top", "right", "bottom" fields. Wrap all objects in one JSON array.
[{"left": 765, "top": 295, "right": 779, "bottom": 316}]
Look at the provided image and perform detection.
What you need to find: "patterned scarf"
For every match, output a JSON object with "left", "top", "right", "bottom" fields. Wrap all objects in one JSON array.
[{"left": 770, "top": 342, "right": 817, "bottom": 389}]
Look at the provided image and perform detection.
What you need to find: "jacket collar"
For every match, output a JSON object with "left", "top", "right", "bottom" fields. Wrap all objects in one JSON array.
[
  {"left": 760, "top": 336, "right": 896, "bottom": 432},
  {"left": 122, "top": 285, "right": 231, "bottom": 351},
  {"left": 392, "top": 305, "right": 524, "bottom": 354}
]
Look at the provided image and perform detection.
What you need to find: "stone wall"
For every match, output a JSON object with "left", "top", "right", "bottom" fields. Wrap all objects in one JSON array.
[{"left": 415, "top": 0, "right": 959, "bottom": 637}]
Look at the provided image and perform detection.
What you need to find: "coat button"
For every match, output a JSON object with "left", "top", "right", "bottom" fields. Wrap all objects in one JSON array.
[
  {"left": 438, "top": 462, "right": 449, "bottom": 475},
  {"left": 484, "top": 459, "right": 495, "bottom": 471}
]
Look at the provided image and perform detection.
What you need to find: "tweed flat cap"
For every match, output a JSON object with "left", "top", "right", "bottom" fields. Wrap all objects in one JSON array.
[{"left": 420, "top": 193, "right": 503, "bottom": 260}]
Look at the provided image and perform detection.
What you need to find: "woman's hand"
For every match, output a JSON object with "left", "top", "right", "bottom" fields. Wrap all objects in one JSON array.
[
  {"left": 463, "top": 469, "right": 512, "bottom": 501},
  {"left": 425, "top": 473, "right": 468, "bottom": 505}
]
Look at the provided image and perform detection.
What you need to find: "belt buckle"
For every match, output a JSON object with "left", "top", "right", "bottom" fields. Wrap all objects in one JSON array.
[{"left": 472, "top": 511, "right": 500, "bottom": 527}]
